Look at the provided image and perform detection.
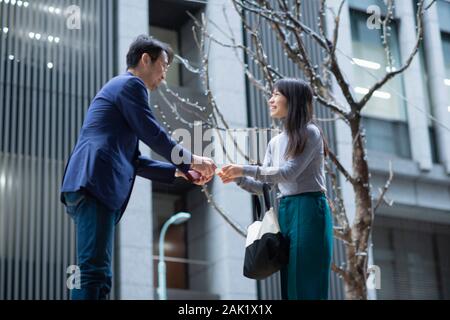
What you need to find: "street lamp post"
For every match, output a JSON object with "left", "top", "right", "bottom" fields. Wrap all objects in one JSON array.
[{"left": 157, "top": 212, "right": 191, "bottom": 300}]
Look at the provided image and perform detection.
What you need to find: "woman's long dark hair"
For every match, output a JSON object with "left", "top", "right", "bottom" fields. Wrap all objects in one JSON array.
[{"left": 273, "top": 78, "right": 328, "bottom": 159}]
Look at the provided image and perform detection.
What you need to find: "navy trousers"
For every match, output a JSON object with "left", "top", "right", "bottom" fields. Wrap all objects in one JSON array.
[{"left": 63, "top": 191, "right": 120, "bottom": 300}]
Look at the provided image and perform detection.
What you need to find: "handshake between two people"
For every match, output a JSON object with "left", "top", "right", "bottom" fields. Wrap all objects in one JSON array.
[{"left": 175, "top": 154, "right": 245, "bottom": 186}]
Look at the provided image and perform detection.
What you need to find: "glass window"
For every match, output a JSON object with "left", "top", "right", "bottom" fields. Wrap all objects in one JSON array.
[
  {"left": 348, "top": 0, "right": 389, "bottom": 15},
  {"left": 373, "top": 216, "right": 450, "bottom": 300},
  {"left": 350, "top": 9, "right": 407, "bottom": 121},
  {"left": 362, "top": 117, "right": 411, "bottom": 159},
  {"left": 350, "top": 9, "right": 411, "bottom": 158},
  {"left": 437, "top": 0, "right": 450, "bottom": 33},
  {"left": 150, "top": 26, "right": 180, "bottom": 87},
  {"left": 429, "top": 127, "right": 439, "bottom": 164},
  {"left": 442, "top": 33, "right": 450, "bottom": 117}
]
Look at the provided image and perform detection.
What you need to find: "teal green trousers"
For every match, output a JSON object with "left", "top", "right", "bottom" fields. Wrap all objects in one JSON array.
[{"left": 278, "top": 191, "right": 333, "bottom": 300}]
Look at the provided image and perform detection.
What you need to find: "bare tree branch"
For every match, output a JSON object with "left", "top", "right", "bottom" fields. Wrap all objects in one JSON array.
[
  {"left": 381, "top": 0, "right": 395, "bottom": 70},
  {"left": 325, "top": 161, "right": 351, "bottom": 235},
  {"left": 332, "top": 263, "right": 351, "bottom": 283},
  {"left": 327, "top": 148, "right": 356, "bottom": 185},
  {"left": 202, "top": 185, "right": 248, "bottom": 238},
  {"left": 425, "top": 0, "right": 436, "bottom": 11},
  {"left": 373, "top": 161, "right": 394, "bottom": 213}
]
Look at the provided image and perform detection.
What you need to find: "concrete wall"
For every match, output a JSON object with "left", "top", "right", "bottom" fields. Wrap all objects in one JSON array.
[{"left": 116, "top": 0, "right": 154, "bottom": 300}]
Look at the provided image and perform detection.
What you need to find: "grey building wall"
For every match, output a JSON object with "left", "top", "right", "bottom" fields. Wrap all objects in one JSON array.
[
  {"left": 115, "top": 0, "right": 154, "bottom": 300},
  {"left": 0, "top": 0, "right": 116, "bottom": 299}
]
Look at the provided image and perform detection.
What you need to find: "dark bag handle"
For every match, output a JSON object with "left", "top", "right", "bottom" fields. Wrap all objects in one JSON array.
[{"left": 252, "top": 183, "right": 272, "bottom": 221}]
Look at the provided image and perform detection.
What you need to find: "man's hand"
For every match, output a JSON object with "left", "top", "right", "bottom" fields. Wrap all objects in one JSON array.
[
  {"left": 190, "top": 155, "right": 217, "bottom": 180},
  {"left": 175, "top": 169, "right": 213, "bottom": 186},
  {"left": 217, "top": 164, "right": 244, "bottom": 184}
]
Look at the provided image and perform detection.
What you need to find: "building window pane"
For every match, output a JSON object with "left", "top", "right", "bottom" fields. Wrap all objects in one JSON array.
[
  {"left": 362, "top": 117, "right": 411, "bottom": 158},
  {"left": 350, "top": 9, "right": 411, "bottom": 158},
  {"left": 437, "top": 0, "right": 450, "bottom": 33},
  {"left": 348, "top": 0, "right": 389, "bottom": 14},
  {"left": 350, "top": 9, "right": 407, "bottom": 121},
  {"left": 442, "top": 33, "right": 450, "bottom": 120},
  {"left": 373, "top": 216, "right": 450, "bottom": 300},
  {"left": 150, "top": 26, "right": 180, "bottom": 87},
  {"left": 429, "top": 127, "right": 440, "bottom": 164}
]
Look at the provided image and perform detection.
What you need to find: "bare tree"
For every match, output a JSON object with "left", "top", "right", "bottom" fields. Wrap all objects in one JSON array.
[{"left": 156, "top": 0, "right": 434, "bottom": 299}]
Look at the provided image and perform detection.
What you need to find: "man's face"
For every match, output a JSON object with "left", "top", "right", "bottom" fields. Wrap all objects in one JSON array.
[{"left": 142, "top": 51, "right": 169, "bottom": 91}]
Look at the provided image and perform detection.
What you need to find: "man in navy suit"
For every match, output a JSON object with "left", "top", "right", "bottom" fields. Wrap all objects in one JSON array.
[{"left": 60, "top": 35, "right": 216, "bottom": 300}]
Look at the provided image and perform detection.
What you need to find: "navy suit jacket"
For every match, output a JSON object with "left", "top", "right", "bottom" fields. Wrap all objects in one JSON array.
[{"left": 60, "top": 72, "right": 192, "bottom": 217}]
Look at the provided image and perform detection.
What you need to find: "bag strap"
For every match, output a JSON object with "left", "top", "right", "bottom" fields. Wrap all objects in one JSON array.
[
  {"left": 262, "top": 183, "right": 271, "bottom": 209},
  {"left": 252, "top": 183, "right": 272, "bottom": 221},
  {"left": 253, "top": 196, "right": 262, "bottom": 221}
]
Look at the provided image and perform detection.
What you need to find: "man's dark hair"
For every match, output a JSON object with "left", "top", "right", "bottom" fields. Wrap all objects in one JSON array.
[{"left": 126, "top": 35, "right": 174, "bottom": 69}]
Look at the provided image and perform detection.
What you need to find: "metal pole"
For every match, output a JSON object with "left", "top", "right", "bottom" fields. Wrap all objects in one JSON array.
[
  {"left": 157, "top": 212, "right": 191, "bottom": 300},
  {"left": 158, "top": 221, "right": 170, "bottom": 300}
]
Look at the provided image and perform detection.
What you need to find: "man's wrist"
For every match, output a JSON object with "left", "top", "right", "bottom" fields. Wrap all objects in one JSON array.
[
  {"left": 175, "top": 169, "right": 183, "bottom": 178},
  {"left": 191, "top": 154, "right": 199, "bottom": 167}
]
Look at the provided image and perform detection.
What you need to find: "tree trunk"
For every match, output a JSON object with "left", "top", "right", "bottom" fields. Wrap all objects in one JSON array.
[{"left": 344, "top": 115, "right": 373, "bottom": 300}]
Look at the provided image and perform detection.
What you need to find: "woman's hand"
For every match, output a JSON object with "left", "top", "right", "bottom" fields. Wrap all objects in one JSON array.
[{"left": 217, "top": 164, "right": 244, "bottom": 184}]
